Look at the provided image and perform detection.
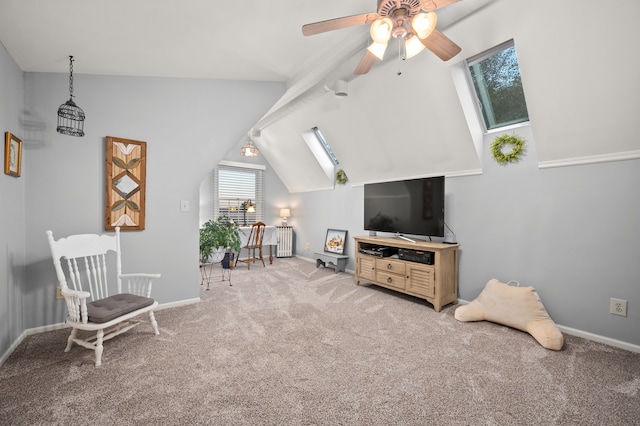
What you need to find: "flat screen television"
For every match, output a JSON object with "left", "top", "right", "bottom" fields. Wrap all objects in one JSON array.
[{"left": 364, "top": 176, "right": 445, "bottom": 238}]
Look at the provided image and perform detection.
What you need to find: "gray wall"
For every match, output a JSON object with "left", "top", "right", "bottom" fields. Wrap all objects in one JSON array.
[
  {"left": 11, "top": 70, "right": 284, "bottom": 344},
  {"left": 290, "top": 139, "right": 640, "bottom": 346},
  {"left": 199, "top": 136, "right": 293, "bottom": 228},
  {"left": 2, "top": 0, "right": 639, "bottom": 359},
  {"left": 0, "top": 42, "right": 26, "bottom": 359}
]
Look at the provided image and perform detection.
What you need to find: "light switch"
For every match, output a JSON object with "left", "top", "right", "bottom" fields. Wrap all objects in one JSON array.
[{"left": 180, "top": 200, "right": 189, "bottom": 212}]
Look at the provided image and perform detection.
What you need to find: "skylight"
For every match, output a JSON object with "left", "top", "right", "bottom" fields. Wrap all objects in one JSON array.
[
  {"left": 312, "top": 127, "right": 339, "bottom": 166},
  {"left": 302, "top": 126, "right": 340, "bottom": 184},
  {"left": 466, "top": 40, "right": 530, "bottom": 131}
]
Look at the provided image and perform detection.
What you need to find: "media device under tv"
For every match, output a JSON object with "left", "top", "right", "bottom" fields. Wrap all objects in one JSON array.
[{"left": 364, "top": 176, "right": 445, "bottom": 242}]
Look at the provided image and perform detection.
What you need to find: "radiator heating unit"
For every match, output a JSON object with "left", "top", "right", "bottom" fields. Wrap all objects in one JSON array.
[{"left": 277, "top": 226, "right": 293, "bottom": 257}]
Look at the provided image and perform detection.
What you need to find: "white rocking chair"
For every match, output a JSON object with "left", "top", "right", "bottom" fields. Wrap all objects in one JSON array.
[{"left": 46, "top": 227, "right": 161, "bottom": 366}]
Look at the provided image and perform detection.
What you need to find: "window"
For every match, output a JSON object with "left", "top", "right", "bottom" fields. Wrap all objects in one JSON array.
[
  {"left": 213, "top": 162, "right": 264, "bottom": 226},
  {"left": 467, "top": 40, "right": 529, "bottom": 131},
  {"left": 313, "top": 127, "right": 339, "bottom": 166},
  {"left": 301, "top": 126, "right": 340, "bottom": 184}
]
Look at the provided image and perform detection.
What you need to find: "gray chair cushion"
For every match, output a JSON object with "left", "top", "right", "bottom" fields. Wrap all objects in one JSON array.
[{"left": 87, "top": 293, "right": 154, "bottom": 324}]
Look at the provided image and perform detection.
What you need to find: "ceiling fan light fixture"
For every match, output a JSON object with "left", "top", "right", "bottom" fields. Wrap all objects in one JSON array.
[
  {"left": 404, "top": 34, "right": 426, "bottom": 59},
  {"left": 411, "top": 12, "right": 437, "bottom": 39},
  {"left": 370, "top": 18, "right": 393, "bottom": 43},
  {"left": 367, "top": 41, "right": 388, "bottom": 60}
]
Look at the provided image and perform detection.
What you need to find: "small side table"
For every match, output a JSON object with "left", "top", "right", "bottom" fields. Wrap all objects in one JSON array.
[{"left": 315, "top": 251, "right": 349, "bottom": 273}]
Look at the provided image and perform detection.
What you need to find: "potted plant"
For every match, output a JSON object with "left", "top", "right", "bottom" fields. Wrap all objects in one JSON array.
[{"left": 199, "top": 215, "right": 241, "bottom": 265}]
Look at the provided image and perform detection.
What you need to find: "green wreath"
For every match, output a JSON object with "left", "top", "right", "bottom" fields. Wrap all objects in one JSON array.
[
  {"left": 491, "top": 134, "right": 526, "bottom": 165},
  {"left": 336, "top": 169, "right": 348, "bottom": 185}
]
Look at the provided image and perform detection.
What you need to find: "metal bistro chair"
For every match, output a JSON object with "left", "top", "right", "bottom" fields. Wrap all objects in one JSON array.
[{"left": 235, "top": 222, "right": 266, "bottom": 270}]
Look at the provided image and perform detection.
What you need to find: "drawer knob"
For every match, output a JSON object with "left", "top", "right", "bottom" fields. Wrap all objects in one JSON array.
[
  {"left": 387, "top": 277, "right": 393, "bottom": 284},
  {"left": 387, "top": 263, "right": 392, "bottom": 269}
]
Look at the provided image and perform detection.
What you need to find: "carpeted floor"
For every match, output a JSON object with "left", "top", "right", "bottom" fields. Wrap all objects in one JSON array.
[{"left": 1, "top": 257, "right": 639, "bottom": 425}]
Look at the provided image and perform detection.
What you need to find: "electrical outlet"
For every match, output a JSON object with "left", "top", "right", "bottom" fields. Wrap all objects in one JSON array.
[
  {"left": 55, "top": 286, "right": 64, "bottom": 300},
  {"left": 305, "top": 243, "right": 310, "bottom": 251},
  {"left": 609, "top": 298, "right": 627, "bottom": 317}
]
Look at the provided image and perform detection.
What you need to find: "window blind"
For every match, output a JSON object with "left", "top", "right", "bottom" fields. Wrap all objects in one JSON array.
[{"left": 214, "top": 164, "right": 264, "bottom": 226}]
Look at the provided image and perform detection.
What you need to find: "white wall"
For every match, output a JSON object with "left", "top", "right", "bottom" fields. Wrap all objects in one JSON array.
[
  {"left": 19, "top": 72, "right": 284, "bottom": 330},
  {"left": 259, "top": 0, "right": 640, "bottom": 191}
]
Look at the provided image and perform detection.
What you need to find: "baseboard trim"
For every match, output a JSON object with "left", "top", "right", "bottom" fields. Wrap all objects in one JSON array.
[
  {"left": 0, "top": 323, "right": 68, "bottom": 367},
  {"left": 456, "top": 299, "right": 639, "bottom": 353},
  {"left": 156, "top": 298, "right": 201, "bottom": 310},
  {"left": 557, "top": 325, "right": 640, "bottom": 354},
  {"left": 0, "top": 297, "right": 202, "bottom": 367}
]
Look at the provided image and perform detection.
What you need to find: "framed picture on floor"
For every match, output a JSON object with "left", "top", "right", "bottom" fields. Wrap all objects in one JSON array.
[{"left": 324, "top": 229, "right": 347, "bottom": 254}]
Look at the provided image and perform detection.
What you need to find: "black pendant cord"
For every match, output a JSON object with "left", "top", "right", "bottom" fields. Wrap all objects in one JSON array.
[{"left": 68, "top": 56, "right": 75, "bottom": 100}]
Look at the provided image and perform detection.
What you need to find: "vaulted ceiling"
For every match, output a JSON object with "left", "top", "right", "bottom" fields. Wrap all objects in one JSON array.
[
  {"left": 0, "top": 1, "right": 489, "bottom": 80},
  {"left": 2, "top": 0, "right": 638, "bottom": 192}
]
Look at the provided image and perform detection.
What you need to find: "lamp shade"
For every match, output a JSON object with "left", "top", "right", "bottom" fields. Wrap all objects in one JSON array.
[
  {"left": 370, "top": 18, "right": 393, "bottom": 44},
  {"left": 411, "top": 12, "right": 437, "bottom": 39},
  {"left": 280, "top": 208, "right": 290, "bottom": 225},
  {"left": 367, "top": 41, "right": 388, "bottom": 60},
  {"left": 404, "top": 34, "right": 426, "bottom": 59}
]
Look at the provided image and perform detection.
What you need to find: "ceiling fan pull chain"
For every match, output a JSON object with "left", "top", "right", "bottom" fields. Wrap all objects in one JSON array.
[
  {"left": 397, "top": 38, "right": 406, "bottom": 76},
  {"left": 399, "top": 37, "right": 407, "bottom": 61}
]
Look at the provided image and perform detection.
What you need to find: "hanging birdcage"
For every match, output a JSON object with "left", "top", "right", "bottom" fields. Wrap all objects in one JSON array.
[{"left": 57, "top": 56, "right": 85, "bottom": 137}]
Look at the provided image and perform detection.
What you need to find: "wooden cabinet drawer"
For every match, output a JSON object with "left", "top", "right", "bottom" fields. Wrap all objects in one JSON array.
[
  {"left": 376, "top": 271, "right": 406, "bottom": 290},
  {"left": 375, "top": 258, "right": 406, "bottom": 275}
]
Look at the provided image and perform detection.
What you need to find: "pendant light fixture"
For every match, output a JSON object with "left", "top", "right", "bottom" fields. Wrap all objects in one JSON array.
[
  {"left": 240, "top": 137, "right": 259, "bottom": 157},
  {"left": 57, "top": 56, "right": 85, "bottom": 137}
]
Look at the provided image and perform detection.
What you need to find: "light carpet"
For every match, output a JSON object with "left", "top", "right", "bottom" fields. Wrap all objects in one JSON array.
[{"left": 1, "top": 257, "right": 639, "bottom": 425}]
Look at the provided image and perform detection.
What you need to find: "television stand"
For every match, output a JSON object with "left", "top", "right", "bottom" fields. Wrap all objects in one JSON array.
[{"left": 354, "top": 236, "right": 459, "bottom": 312}]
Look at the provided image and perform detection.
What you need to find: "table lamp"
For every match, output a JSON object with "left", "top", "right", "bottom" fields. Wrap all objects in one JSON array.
[{"left": 279, "top": 208, "right": 291, "bottom": 226}]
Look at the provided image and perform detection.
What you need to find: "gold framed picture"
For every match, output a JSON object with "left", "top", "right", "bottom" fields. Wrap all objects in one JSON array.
[
  {"left": 105, "top": 136, "right": 147, "bottom": 231},
  {"left": 4, "top": 132, "right": 22, "bottom": 177}
]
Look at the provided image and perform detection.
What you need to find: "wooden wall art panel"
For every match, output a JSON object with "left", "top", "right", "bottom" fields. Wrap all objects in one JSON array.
[{"left": 105, "top": 136, "right": 146, "bottom": 231}]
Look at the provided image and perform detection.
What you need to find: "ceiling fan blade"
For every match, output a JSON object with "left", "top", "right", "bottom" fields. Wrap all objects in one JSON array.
[
  {"left": 420, "top": 0, "right": 461, "bottom": 12},
  {"left": 354, "top": 50, "right": 378, "bottom": 75},
  {"left": 302, "top": 13, "right": 379, "bottom": 36},
  {"left": 419, "top": 29, "right": 461, "bottom": 61}
]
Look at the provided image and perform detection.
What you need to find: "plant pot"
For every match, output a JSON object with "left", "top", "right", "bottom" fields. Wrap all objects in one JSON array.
[
  {"left": 221, "top": 252, "right": 234, "bottom": 269},
  {"left": 210, "top": 247, "right": 227, "bottom": 263}
]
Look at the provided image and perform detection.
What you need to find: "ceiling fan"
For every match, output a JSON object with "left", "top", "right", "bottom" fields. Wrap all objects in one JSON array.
[{"left": 302, "top": 0, "right": 462, "bottom": 75}]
